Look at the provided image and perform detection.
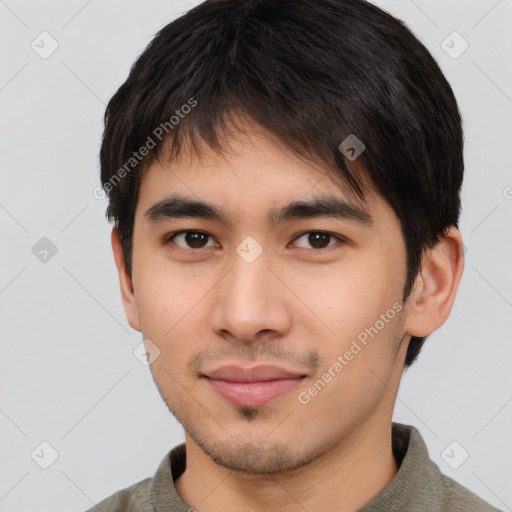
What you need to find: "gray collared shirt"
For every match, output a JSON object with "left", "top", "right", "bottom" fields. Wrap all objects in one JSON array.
[{"left": 86, "top": 422, "right": 502, "bottom": 511}]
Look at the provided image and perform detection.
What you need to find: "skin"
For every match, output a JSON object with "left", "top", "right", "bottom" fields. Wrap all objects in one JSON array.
[{"left": 111, "top": 121, "right": 464, "bottom": 512}]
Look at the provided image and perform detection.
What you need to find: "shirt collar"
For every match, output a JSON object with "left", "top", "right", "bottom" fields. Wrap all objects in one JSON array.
[{"left": 359, "top": 422, "right": 443, "bottom": 511}]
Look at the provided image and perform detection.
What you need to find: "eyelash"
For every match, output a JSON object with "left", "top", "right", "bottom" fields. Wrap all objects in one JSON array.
[{"left": 163, "top": 230, "right": 346, "bottom": 253}]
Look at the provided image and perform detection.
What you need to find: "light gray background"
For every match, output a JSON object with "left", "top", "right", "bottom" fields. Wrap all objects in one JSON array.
[{"left": 0, "top": 0, "right": 511, "bottom": 510}]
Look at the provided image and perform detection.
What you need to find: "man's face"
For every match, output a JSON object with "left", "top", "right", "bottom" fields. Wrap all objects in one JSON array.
[{"left": 123, "top": 124, "right": 411, "bottom": 474}]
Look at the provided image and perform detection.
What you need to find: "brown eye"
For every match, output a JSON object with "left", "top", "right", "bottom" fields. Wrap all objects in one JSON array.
[
  {"left": 308, "top": 232, "right": 331, "bottom": 249},
  {"left": 293, "top": 231, "right": 342, "bottom": 250},
  {"left": 168, "top": 231, "right": 217, "bottom": 249}
]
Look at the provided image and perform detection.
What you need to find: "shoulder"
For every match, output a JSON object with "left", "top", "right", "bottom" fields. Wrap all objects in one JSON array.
[
  {"left": 440, "top": 473, "right": 503, "bottom": 512},
  {"left": 390, "top": 423, "right": 502, "bottom": 512},
  {"left": 84, "top": 477, "right": 153, "bottom": 512}
]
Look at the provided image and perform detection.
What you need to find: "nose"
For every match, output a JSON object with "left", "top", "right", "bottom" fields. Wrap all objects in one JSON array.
[{"left": 209, "top": 249, "right": 292, "bottom": 345}]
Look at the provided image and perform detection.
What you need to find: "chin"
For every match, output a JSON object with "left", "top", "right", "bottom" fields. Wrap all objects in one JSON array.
[{"left": 190, "top": 429, "right": 333, "bottom": 475}]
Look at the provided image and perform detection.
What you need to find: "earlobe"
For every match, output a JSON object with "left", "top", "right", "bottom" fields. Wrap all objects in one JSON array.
[
  {"left": 404, "top": 227, "right": 465, "bottom": 338},
  {"left": 111, "top": 227, "right": 141, "bottom": 332}
]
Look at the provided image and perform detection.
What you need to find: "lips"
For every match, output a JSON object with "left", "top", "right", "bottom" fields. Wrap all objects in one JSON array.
[
  {"left": 205, "top": 365, "right": 306, "bottom": 382},
  {"left": 203, "top": 365, "right": 307, "bottom": 407}
]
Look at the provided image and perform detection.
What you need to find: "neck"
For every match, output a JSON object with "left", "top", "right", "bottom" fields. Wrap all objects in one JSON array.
[{"left": 175, "top": 414, "right": 399, "bottom": 512}]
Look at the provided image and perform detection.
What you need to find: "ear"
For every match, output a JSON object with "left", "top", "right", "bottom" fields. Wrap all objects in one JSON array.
[
  {"left": 404, "top": 226, "right": 465, "bottom": 337},
  {"left": 111, "top": 227, "right": 141, "bottom": 332}
]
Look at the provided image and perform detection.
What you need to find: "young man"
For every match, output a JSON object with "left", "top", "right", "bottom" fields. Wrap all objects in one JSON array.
[{"left": 89, "top": 0, "right": 501, "bottom": 510}]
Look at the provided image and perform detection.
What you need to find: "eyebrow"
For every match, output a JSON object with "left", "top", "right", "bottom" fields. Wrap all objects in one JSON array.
[{"left": 144, "top": 194, "right": 373, "bottom": 228}]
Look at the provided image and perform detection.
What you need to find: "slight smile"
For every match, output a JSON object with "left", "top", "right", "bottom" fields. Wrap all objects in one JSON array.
[{"left": 202, "top": 365, "right": 308, "bottom": 407}]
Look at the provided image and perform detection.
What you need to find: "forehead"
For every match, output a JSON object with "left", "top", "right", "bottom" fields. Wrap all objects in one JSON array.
[
  {"left": 134, "top": 123, "right": 390, "bottom": 230},
  {"left": 142, "top": 123, "right": 362, "bottom": 188}
]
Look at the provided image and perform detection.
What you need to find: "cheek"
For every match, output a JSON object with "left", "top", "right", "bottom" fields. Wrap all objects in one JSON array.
[
  {"left": 134, "top": 261, "right": 203, "bottom": 348},
  {"left": 289, "top": 256, "right": 404, "bottom": 359}
]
